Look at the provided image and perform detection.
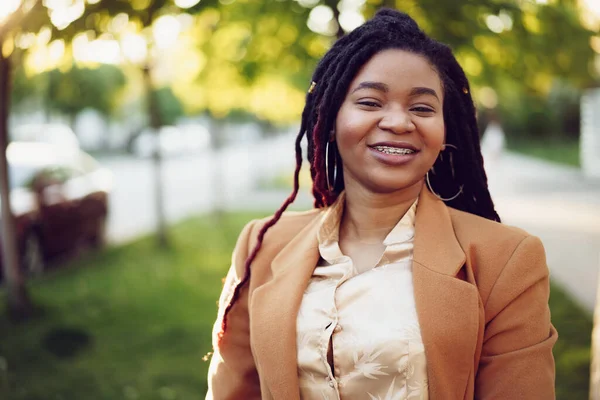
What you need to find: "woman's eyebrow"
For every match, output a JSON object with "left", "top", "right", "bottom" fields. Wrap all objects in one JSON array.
[
  {"left": 351, "top": 81, "right": 389, "bottom": 94},
  {"left": 409, "top": 86, "right": 439, "bottom": 100}
]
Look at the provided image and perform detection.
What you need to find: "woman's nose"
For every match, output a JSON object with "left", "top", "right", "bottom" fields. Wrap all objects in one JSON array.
[{"left": 377, "top": 110, "right": 415, "bottom": 134}]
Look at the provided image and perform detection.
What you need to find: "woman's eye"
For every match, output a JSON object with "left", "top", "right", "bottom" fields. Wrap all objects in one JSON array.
[
  {"left": 411, "top": 106, "right": 434, "bottom": 113},
  {"left": 357, "top": 101, "right": 381, "bottom": 108}
]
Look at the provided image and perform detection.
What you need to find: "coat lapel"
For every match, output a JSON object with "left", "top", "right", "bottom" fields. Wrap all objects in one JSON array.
[
  {"left": 250, "top": 187, "right": 481, "bottom": 399},
  {"left": 249, "top": 213, "right": 322, "bottom": 400},
  {"left": 413, "top": 187, "right": 480, "bottom": 399}
]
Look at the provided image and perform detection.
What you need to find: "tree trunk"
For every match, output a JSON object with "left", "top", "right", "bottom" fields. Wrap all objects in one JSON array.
[
  {"left": 142, "top": 64, "right": 168, "bottom": 248},
  {"left": 0, "top": 42, "right": 32, "bottom": 319},
  {"left": 209, "top": 119, "right": 225, "bottom": 222},
  {"left": 590, "top": 253, "right": 600, "bottom": 400},
  {"left": 68, "top": 113, "right": 77, "bottom": 133}
]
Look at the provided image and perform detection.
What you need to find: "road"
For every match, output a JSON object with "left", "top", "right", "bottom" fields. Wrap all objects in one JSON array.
[{"left": 99, "top": 139, "right": 600, "bottom": 312}]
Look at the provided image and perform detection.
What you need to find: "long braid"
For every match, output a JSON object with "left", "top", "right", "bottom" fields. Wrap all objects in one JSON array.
[
  {"left": 217, "top": 8, "right": 501, "bottom": 343},
  {"left": 427, "top": 45, "right": 500, "bottom": 221},
  {"left": 218, "top": 104, "right": 307, "bottom": 344},
  {"left": 310, "top": 38, "right": 390, "bottom": 203}
]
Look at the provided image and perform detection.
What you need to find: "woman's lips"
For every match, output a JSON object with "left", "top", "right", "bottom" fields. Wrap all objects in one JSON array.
[
  {"left": 369, "top": 141, "right": 419, "bottom": 152},
  {"left": 368, "top": 145, "right": 420, "bottom": 166}
]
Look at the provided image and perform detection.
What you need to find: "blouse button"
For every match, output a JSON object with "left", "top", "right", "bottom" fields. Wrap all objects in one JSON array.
[
  {"left": 334, "top": 324, "right": 342, "bottom": 333},
  {"left": 327, "top": 378, "right": 335, "bottom": 388}
]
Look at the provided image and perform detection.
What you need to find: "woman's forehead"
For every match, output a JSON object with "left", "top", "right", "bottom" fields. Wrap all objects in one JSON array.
[{"left": 349, "top": 49, "right": 442, "bottom": 94}]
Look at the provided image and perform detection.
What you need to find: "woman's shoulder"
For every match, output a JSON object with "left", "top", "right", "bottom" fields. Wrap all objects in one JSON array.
[
  {"left": 243, "top": 208, "right": 323, "bottom": 248},
  {"left": 446, "top": 206, "right": 548, "bottom": 300},
  {"left": 447, "top": 206, "right": 532, "bottom": 250}
]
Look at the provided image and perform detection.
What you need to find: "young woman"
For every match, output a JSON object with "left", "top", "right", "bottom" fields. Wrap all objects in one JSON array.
[{"left": 206, "top": 9, "right": 557, "bottom": 399}]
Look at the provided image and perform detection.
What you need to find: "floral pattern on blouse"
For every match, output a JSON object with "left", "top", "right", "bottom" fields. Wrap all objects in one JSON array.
[{"left": 296, "top": 193, "right": 428, "bottom": 399}]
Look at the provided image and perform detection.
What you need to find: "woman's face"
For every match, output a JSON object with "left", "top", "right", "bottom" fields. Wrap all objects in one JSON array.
[{"left": 335, "top": 49, "right": 445, "bottom": 195}]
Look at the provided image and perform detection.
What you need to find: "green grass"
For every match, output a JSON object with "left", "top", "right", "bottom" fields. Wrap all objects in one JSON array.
[
  {"left": 0, "top": 212, "right": 594, "bottom": 399},
  {"left": 507, "top": 138, "right": 580, "bottom": 167},
  {"left": 0, "top": 212, "right": 268, "bottom": 400},
  {"left": 550, "top": 282, "right": 593, "bottom": 399}
]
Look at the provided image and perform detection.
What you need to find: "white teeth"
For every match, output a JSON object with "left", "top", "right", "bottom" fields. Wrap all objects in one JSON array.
[{"left": 373, "top": 146, "right": 415, "bottom": 155}]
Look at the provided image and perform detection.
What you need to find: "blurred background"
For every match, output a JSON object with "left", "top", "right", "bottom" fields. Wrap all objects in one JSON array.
[{"left": 0, "top": 0, "right": 599, "bottom": 398}]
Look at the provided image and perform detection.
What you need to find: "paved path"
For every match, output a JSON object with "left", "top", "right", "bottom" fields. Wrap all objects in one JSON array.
[{"left": 487, "top": 154, "right": 600, "bottom": 313}]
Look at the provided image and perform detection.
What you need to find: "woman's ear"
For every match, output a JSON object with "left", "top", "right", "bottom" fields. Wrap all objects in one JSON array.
[{"left": 329, "top": 129, "right": 336, "bottom": 142}]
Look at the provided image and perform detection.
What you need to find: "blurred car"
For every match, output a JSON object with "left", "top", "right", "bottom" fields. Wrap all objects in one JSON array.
[
  {"left": 130, "top": 125, "right": 210, "bottom": 158},
  {"left": 11, "top": 123, "right": 80, "bottom": 150},
  {"left": 1, "top": 142, "right": 112, "bottom": 278}
]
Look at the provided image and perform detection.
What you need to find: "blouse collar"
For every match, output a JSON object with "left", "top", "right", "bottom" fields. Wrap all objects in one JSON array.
[{"left": 316, "top": 191, "right": 419, "bottom": 265}]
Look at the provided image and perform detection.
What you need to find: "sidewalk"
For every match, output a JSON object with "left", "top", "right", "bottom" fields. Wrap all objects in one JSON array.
[{"left": 488, "top": 153, "right": 600, "bottom": 313}]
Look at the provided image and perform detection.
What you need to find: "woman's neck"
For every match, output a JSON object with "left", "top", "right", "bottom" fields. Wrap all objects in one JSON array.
[{"left": 340, "top": 180, "right": 422, "bottom": 244}]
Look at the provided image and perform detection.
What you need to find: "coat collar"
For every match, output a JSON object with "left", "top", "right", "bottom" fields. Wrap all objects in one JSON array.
[
  {"left": 249, "top": 215, "right": 321, "bottom": 399},
  {"left": 412, "top": 187, "right": 480, "bottom": 399},
  {"left": 250, "top": 185, "right": 480, "bottom": 400},
  {"left": 413, "top": 186, "right": 466, "bottom": 276}
]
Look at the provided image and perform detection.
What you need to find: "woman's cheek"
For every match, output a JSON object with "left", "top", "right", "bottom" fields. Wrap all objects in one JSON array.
[
  {"left": 336, "top": 110, "right": 363, "bottom": 135},
  {"left": 419, "top": 119, "right": 445, "bottom": 147}
]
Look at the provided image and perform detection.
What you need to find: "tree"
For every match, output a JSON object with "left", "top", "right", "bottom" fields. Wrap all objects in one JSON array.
[
  {"left": 153, "top": 86, "right": 184, "bottom": 126},
  {"left": 42, "top": 63, "right": 126, "bottom": 128},
  {"left": 11, "top": 66, "right": 45, "bottom": 115},
  {"left": 0, "top": 37, "right": 32, "bottom": 319},
  {"left": 64, "top": 0, "right": 189, "bottom": 248},
  {"left": 5, "top": 0, "right": 201, "bottom": 250},
  {"left": 0, "top": 0, "right": 47, "bottom": 319},
  {"left": 0, "top": 0, "right": 138, "bottom": 315},
  {"left": 592, "top": 266, "right": 600, "bottom": 399}
]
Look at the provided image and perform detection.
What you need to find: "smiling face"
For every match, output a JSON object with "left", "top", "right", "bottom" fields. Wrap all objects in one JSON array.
[{"left": 334, "top": 49, "right": 445, "bottom": 196}]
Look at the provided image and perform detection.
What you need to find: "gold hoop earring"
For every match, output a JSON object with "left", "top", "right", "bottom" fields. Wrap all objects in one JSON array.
[
  {"left": 441, "top": 143, "right": 458, "bottom": 151},
  {"left": 426, "top": 143, "right": 463, "bottom": 201},
  {"left": 325, "top": 139, "right": 337, "bottom": 192},
  {"left": 426, "top": 171, "right": 463, "bottom": 201},
  {"left": 439, "top": 143, "right": 458, "bottom": 178}
]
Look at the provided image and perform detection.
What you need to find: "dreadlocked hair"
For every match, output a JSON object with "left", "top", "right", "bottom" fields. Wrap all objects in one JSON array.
[{"left": 217, "top": 8, "right": 500, "bottom": 345}]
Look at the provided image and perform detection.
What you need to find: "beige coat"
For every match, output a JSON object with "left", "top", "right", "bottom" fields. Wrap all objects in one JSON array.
[{"left": 206, "top": 187, "right": 557, "bottom": 399}]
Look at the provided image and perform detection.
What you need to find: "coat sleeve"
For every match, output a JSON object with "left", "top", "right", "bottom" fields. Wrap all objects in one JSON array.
[
  {"left": 206, "top": 220, "right": 262, "bottom": 400},
  {"left": 475, "top": 235, "right": 558, "bottom": 399}
]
